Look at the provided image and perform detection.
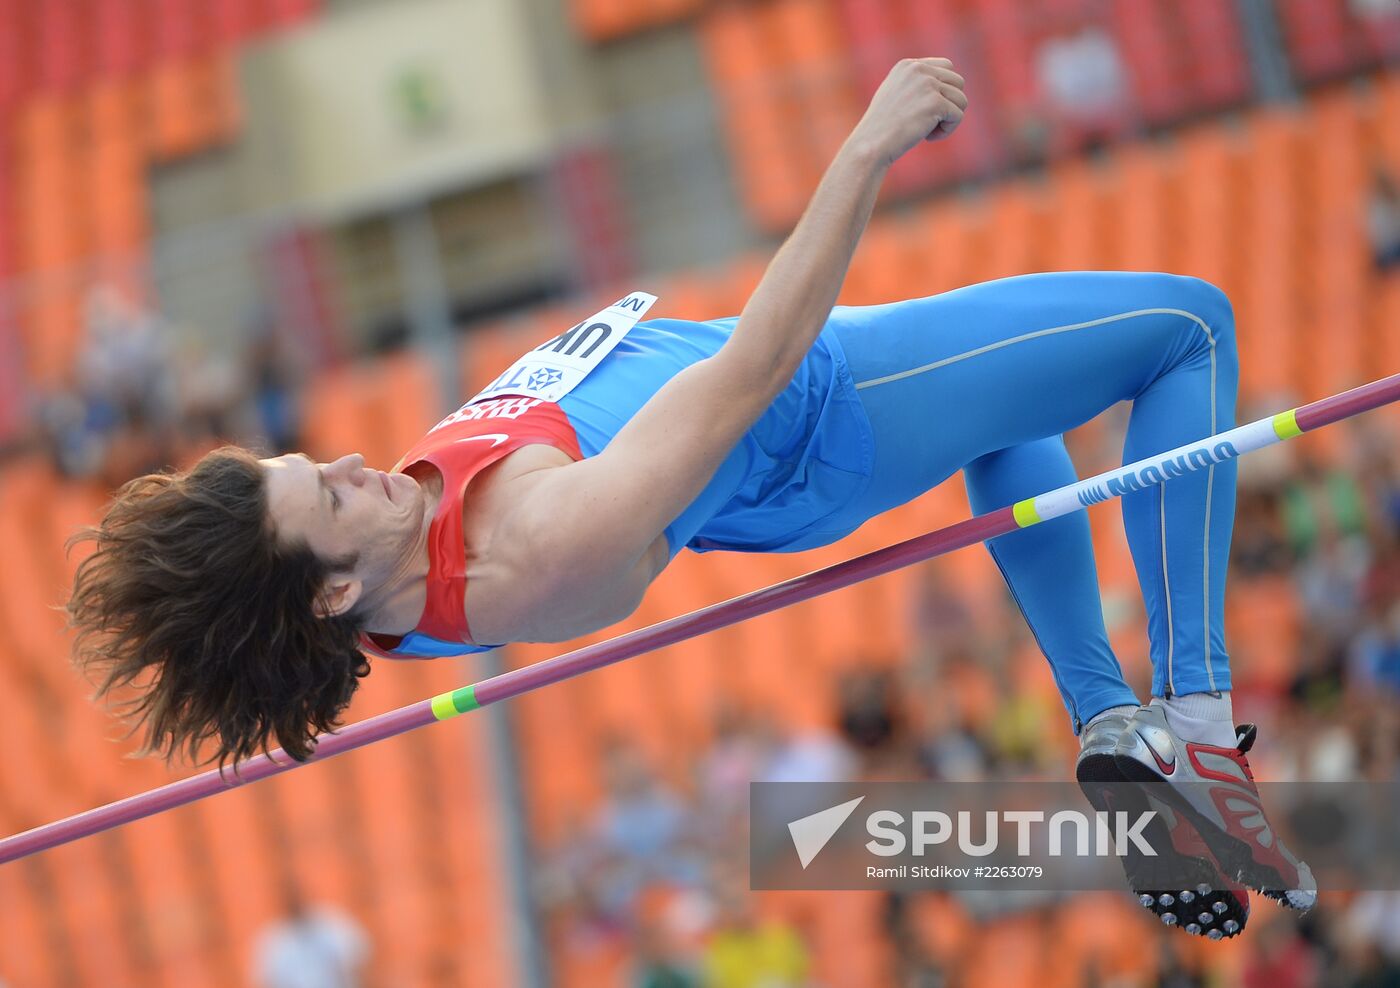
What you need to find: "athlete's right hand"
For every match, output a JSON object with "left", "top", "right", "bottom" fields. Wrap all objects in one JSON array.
[{"left": 848, "top": 58, "right": 968, "bottom": 168}]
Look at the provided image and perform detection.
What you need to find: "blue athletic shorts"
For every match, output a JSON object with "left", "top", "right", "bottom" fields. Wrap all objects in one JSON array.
[{"left": 556, "top": 316, "right": 874, "bottom": 558}]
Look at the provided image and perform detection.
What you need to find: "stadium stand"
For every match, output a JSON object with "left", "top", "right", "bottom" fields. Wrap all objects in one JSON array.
[
  {"left": 1, "top": 0, "right": 1398, "bottom": 981},
  {"left": 1276, "top": 0, "right": 1400, "bottom": 83},
  {"left": 0, "top": 0, "right": 317, "bottom": 391},
  {"left": 700, "top": 0, "right": 1257, "bottom": 230}
]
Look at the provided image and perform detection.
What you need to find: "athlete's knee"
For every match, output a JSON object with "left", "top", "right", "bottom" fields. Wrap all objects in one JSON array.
[
  {"left": 1166, "top": 275, "right": 1237, "bottom": 378},
  {"left": 1172, "top": 276, "right": 1235, "bottom": 343}
]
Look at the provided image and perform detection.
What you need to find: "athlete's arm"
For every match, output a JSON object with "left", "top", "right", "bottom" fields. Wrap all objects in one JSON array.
[{"left": 494, "top": 59, "right": 967, "bottom": 639}]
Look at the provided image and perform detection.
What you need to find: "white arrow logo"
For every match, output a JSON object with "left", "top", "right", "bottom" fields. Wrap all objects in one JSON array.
[
  {"left": 788, "top": 796, "right": 864, "bottom": 869},
  {"left": 453, "top": 434, "right": 510, "bottom": 448}
]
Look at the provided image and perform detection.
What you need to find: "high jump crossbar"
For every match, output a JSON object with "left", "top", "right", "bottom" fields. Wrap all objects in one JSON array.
[{"left": 2, "top": 372, "right": 1398, "bottom": 865}]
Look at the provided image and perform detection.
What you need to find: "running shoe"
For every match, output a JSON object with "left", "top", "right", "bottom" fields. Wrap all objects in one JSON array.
[
  {"left": 1077, "top": 709, "right": 1250, "bottom": 939},
  {"left": 1112, "top": 703, "right": 1316, "bottom": 911}
]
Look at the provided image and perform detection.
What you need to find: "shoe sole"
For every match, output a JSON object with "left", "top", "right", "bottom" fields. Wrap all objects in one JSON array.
[
  {"left": 1077, "top": 752, "right": 1248, "bottom": 939},
  {"left": 1112, "top": 751, "right": 1314, "bottom": 911}
]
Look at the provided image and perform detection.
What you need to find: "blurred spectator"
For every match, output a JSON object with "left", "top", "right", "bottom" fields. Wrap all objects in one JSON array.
[
  {"left": 1243, "top": 916, "right": 1321, "bottom": 988},
  {"left": 35, "top": 284, "right": 306, "bottom": 483},
  {"left": 700, "top": 882, "right": 810, "bottom": 988},
  {"left": 598, "top": 742, "right": 688, "bottom": 863},
  {"left": 698, "top": 704, "right": 770, "bottom": 827},
  {"left": 632, "top": 915, "right": 701, "bottom": 988},
  {"left": 1033, "top": 18, "right": 1130, "bottom": 156},
  {"left": 75, "top": 285, "right": 178, "bottom": 433},
  {"left": 758, "top": 722, "right": 857, "bottom": 784},
  {"left": 912, "top": 692, "right": 990, "bottom": 782},
  {"left": 1284, "top": 449, "right": 1369, "bottom": 560},
  {"left": 250, "top": 332, "right": 304, "bottom": 453},
  {"left": 1233, "top": 479, "right": 1294, "bottom": 576},
  {"left": 914, "top": 566, "right": 978, "bottom": 665},
  {"left": 837, "top": 667, "right": 905, "bottom": 774},
  {"left": 1155, "top": 936, "right": 1208, "bottom": 988},
  {"left": 593, "top": 741, "right": 704, "bottom": 910},
  {"left": 1346, "top": 892, "right": 1400, "bottom": 968},
  {"left": 1369, "top": 168, "right": 1400, "bottom": 271},
  {"left": 251, "top": 883, "right": 369, "bottom": 988},
  {"left": 1349, "top": 598, "right": 1400, "bottom": 696},
  {"left": 1297, "top": 529, "right": 1370, "bottom": 643}
]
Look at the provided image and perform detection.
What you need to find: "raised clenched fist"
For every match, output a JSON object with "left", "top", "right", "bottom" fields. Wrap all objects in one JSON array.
[{"left": 848, "top": 58, "right": 968, "bottom": 167}]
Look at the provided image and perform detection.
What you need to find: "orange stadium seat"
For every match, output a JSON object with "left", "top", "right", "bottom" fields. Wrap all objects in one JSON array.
[
  {"left": 192, "top": 786, "right": 287, "bottom": 987},
  {"left": 1378, "top": 73, "right": 1400, "bottom": 171},
  {"left": 0, "top": 664, "right": 69, "bottom": 826},
  {"left": 984, "top": 181, "right": 1041, "bottom": 279},
  {"left": 571, "top": 0, "right": 703, "bottom": 42},
  {"left": 1227, "top": 573, "right": 1302, "bottom": 696},
  {"left": 0, "top": 856, "right": 62, "bottom": 985},
  {"left": 1177, "top": 128, "right": 1240, "bottom": 290},
  {"left": 120, "top": 808, "right": 222, "bottom": 987},
  {"left": 299, "top": 363, "right": 371, "bottom": 460},
  {"left": 841, "top": 219, "right": 905, "bottom": 306},
  {"left": 1042, "top": 157, "right": 1106, "bottom": 271},
  {"left": 699, "top": 4, "right": 813, "bottom": 230},
  {"left": 648, "top": 558, "right": 735, "bottom": 740},
  {"left": 375, "top": 351, "right": 442, "bottom": 453},
  {"left": 909, "top": 198, "right": 981, "bottom": 295},
  {"left": 460, "top": 316, "right": 539, "bottom": 397},
  {"left": 149, "top": 59, "right": 206, "bottom": 160},
  {"left": 45, "top": 837, "right": 143, "bottom": 987},
  {"left": 768, "top": 0, "right": 862, "bottom": 176},
  {"left": 1305, "top": 90, "right": 1368, "bottom": 402},
  {"left": 1106, "top": 143, "right": 1169, "bottom": 273},
  {"left": 653, "top": 271, "right": 721, "bottom": 322},
  {"left": 1238, "top": 109, "right": 1304, "bottom": 400},
  {"left": 1377, "top": 274, "right": 1400, "bottom": 375}
]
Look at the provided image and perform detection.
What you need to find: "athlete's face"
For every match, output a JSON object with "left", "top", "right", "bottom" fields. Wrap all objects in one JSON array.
[{"left": 260, "top": 452, "right": 425, "bottom": 617}]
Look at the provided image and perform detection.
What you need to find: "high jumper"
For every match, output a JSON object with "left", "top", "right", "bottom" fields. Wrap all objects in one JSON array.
[{"left": 46, "top": 58, "right": 1382, "bottom": 933}]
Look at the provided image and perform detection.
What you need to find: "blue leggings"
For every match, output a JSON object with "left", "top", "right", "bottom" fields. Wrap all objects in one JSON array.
[{"left": 824, "top": 271, "right": 1239, "bottom": 730}]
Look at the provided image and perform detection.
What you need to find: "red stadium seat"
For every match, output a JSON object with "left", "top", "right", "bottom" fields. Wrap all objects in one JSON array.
[
  {"left": 1178, "top": 0, "right": 1253, "bottom": 106},
  {"left": 1280, "top": 1, "right": 1399, "bottom": 80},
  {"left": 93, "top": 0, "right": 150, "bottom": 79},
  {"left": 36, "top": 0, "right": 88, "bottom": 94},
  {"left": 0, "top": 0, "right": 35, "bottom": 111},
  {"left": 1109, "top": 0, "right": 1185, "bottom": 124}
]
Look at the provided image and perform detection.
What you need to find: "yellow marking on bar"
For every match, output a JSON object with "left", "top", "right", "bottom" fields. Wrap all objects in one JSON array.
[
  {"left": 1272, "top": 409, "right": 1302, "bottom": 440},
  {"left": 431, "top": 692, "right": 459, "bottom": 721},
  {"left": 1013, "top": 498, "right": 1042, "bottom": 528}
]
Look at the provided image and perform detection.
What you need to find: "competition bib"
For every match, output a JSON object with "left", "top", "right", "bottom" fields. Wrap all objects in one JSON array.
[{"left": 467, "top": 291, "right": 658, "bottom": 405}]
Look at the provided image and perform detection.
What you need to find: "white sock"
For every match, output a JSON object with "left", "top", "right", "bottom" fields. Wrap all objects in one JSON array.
[{"left": 1155, "top": 692, "right": 1236, "bottom": 748}]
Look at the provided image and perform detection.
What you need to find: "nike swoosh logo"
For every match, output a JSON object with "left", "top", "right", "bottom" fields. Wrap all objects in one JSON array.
[
  {"left": 1138, "top": 729, "right": 1177, "bottom": 776},
  {"left": 452, "top": 434, "right": 510, "bottom": 448}
]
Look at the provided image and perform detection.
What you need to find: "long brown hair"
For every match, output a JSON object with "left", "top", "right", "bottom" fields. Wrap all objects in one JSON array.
[{"left": 67, "top": 446, "right": 370, "bottom": 771}]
